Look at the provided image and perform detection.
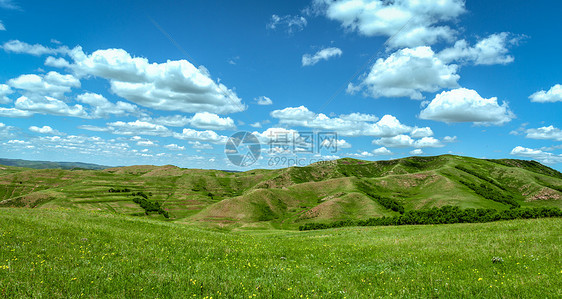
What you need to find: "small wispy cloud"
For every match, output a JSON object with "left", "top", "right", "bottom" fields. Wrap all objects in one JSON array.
[
  {"left": 267, "top": 14, "right": 307, "bottom": 34},
  {"left": 302, "top": 47, "right": 342, "bottom": 66}
]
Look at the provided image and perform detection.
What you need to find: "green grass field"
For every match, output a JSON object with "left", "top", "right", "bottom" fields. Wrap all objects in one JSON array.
[{"left": 1, "top": 207, "right": 560, "bottom": 298}]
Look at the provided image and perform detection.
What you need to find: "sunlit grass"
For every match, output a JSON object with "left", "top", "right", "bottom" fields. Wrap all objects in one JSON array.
[{"left": 1, "top": 207, "right": 560, "bottom": 298}]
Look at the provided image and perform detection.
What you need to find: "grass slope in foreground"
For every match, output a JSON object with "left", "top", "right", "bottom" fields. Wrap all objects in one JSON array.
[{"left": 1, "top": 208, "right": 560, "bottom": 298}]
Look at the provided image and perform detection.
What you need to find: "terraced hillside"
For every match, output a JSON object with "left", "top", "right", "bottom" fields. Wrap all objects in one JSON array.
[{"left": 0, "top": 155, "right": 560, "bottom": 229}]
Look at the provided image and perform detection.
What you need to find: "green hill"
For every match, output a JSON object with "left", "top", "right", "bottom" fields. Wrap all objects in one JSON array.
[
  {"left": 0, "top": 158, "right": 110, "bottom": 170},
  {"left": 0, "top": 155, "right": 560, "bottom": 229}
]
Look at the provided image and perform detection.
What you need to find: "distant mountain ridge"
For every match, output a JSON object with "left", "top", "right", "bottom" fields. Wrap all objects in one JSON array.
[
  {"left": 0, "top": 158, "right": 111, "bottom": 170},
  {"left": 0, "top": 155, "right": 560, "bottom": 229}
]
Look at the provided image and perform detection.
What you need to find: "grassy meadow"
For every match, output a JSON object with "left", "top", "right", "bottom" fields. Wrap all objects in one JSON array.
[{"left": 1, "top": 207, "right": 560, "bottom": 298}]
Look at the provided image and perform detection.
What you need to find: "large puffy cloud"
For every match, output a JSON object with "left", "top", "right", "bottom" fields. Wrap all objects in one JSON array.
[
  {"left": 529, "top": 84, "right": 562, "bottom": 103},
  {"left": 314, "top": 0, "right": 465, "bottom": 48},
  {"left": 438, "top": 33, "right": 516, "bottom": 65},
  {"left": 510, "top": 146, "right": 562, "bottom": 165},
  {"left": 349, "top": 47, "right": 459, "bottom": 100},
  {"left": 14, "top": 95, "right": 88, "bottom": 118},
  {"left": 271, "top": 105, "right": 414, "bottom": 137},
  {"left": 302, "top": 47, "right": 342, "bottom": 66},
  {"left": 76, "top": 92, "right": 140, "bottom": 118},
  {"left": 524, "top": 126, "right": 562, "bottom": 141},
  {"left": 1, "top": 40, "right": 70, "bottom": 56},
  {"left": 8, "top": 71, "right": 80, "bottom": 98},
  {"left": 66, "top": 47, "right": 245, "bottom": 114},
  {"left": 419, "top": 88, "right": 514, "bottom": 125}
]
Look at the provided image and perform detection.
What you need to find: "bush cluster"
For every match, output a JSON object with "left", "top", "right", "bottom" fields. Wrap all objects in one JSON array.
[
  {"left": 131, "top": 191, "right": 149, "bottom": 199},
  {"left": 299, "top": 206, "right": 561, "bottom": 231},
  {"left": 132, "top": 197, "right": 169, "bottom": 218},
  {"left": 108, "top": 188, "right": 131, "bottom": 193}
]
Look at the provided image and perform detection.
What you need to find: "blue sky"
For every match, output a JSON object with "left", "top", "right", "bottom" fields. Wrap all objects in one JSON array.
[{"left": 0, "top": 0, "right": 561, "bottom": 170}]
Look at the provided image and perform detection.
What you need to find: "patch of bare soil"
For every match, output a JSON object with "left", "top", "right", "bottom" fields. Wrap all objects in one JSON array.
[{"left": 528, "top": 187, "right": 561, "bottom": 201}]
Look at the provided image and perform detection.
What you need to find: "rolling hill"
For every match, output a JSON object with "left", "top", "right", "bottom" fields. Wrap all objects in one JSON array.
[
  {"left": 0, "top": 158, "right": 111, "bottom": 170},
  {"left": 0, "top": 155, "right": 560, "bottom": 229}
]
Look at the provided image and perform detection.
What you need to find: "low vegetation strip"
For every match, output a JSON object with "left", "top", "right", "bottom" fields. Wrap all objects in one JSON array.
[
  {"left": 459, "top": 180, "right": 521, "bottom": 208},
  {"left": 355, "top": 180, "right": 405, "bottom": 214},
  {"left": 299, "top": 206, "right": 562, "bottom": 231},
  {"left": 454, "top": 165, "right": 506, "bottom": 191}
]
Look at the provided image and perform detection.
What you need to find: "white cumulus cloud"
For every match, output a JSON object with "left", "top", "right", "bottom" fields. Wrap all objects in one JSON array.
[
  {"left": 189, "top": 141, "right": 214, "bottom": 149},
  {"left": 270, "top": 105, "right": 415, "bottom": 137},
  {"left": 106, "top": 120, "right": 171, "bottom": 137},
  {"left": 438, "top": 33, "right": 516, "bottom": 65},
  {"left": 410, "top": 149, "right": 424, "bottom": 155},
  {"left": 137, "top": 140, "right": 158, "bottom": 147},
  {"left": 349, "top": 46, "right": 459, "bottom": 100},
  {"left": 76, "top": 92, "right": 140, "bottom": 118},
  {"left": 14, "top": 95, "right": 88, "bottom": 118},
  {"left": 45, "top": 56, "right": 71, "bottom": 68},
  {"left": 66, "top": 47, "right": 245, "bottom": 114},
  {"left": 0, "top": 107, "right": 34, "bottom": 117},
  {"left": 510, "top": 146, "right": 562, "bottom": 165},
  {"left": 314, "top": 0, "right": 465, "bottom": 48},
  {"left": 419, "top": 88, "right": 514, "bottom": 125},
  {"left": 0, "top": 84, "right": 13, "bottom": 103},
  {"left": 254, "top": 96, "right": 273, "bottom": 105},
  {"left": 8, "top": 71, "right": 80, "bottom": 98},
  {"left": 1, "top": 40, "right": 70, "bottom": 56},
  {"left": 173, "top": 128, "right": 228, "bottom": 144},
  {"left": 29, "top": 125, "right": 64, "bottom": 135},
  {"left": 188, "top": 112, "right": 236, "bottom": 130},
  {"left": 372, "top": 135, "right": 443, "bottom": 148},
  {"left": 529, "top": 84, "right": 562, "bottom": 103},
  {"left": 164, "top": 144, "right": 185, "bottom": 151},
  {"left": 372, "top": 147, "right": 392, "bottom": 155},
  {"left": 524, "top": 125, "right": 562, "bottom": 141}
]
